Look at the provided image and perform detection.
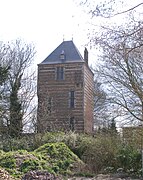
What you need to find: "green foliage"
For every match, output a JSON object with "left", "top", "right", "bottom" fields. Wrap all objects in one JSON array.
[
  {"left": 70, "top": 133, "right": 142, "bottom": 176},
  {"left": 63, "top": 132, "right": 79, "bottom": 150},
  {"left": 29, "top": 132, "right": 66, "bottom": 150},
  {"left": 108, "top": 118, "right": 118, "bottom": 135},
  {"left": 116, "top": 145, "right": 141, "bottom": 175},
  {"left": 0, "top": 39, "right": 36, "bottom": 138},
  {"left": 0, "top": 150, "right": 53, "bottom": 178},
  {"left": 0, "top": 136, "right": 34, "bottom": 151},
  {"left": 35, "top": 142, "right": 82, "bottom": 174},
  {"left": 0, "top": 65, "right": 9, "bottom": 117},
  {"left": 0, "top": 132, "right": 142, "bottom": 178},
  {"left": 0, "top": 152, "right": 16, "bottom": 169},
  {"left": 35, "top": 142, "right": 77, "bottom": 160},
  {"left": 74, "top": 134, "right": 120, "bottom": 172},
  {"left": 20, "top": 159, "right": 42, "bottom": 173},
  {"left": 42, "top": 132, "right": 65, "bottom": 143},
  {"left": 0, "top": 131, "right": 79, "bottom": 152},
  {"left": 0, "top": 141, "right": 83, "bottom": 178},
  {"left": 9, "top": 76, "right": 23, "bottom": 138}
]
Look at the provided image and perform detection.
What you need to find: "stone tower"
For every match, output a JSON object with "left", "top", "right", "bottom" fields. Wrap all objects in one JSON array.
[{"left": 37, "top": 40, "right": 94, "bottom": 133}]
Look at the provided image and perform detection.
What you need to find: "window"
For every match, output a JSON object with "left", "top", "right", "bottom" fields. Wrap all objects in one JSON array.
[
  {"left": 69, "top": 117, "right": 75, "bottom": 131},
  {"left": 56, "top": 67, "right": 64, "bottom": 80},
  {"left": 69, "top": 91, "right": 75, "bottom": 108}
]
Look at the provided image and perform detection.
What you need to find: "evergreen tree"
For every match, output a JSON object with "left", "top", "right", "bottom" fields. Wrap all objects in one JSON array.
[
  {"left": 108, "top": 118, "right": 118, "bottom": 135},
  {"left": 0, "top": 40, "right": 36, "bottom": 137},
  {"left": 9, "top": 74, "right": 23, "bottom": 137}
]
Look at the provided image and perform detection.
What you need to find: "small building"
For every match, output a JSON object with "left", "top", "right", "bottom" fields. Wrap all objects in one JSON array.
[{"left": 37, "top": 40, "right": 94, "bottom": 133}]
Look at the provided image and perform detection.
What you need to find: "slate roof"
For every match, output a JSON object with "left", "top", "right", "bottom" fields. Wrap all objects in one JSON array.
[{"left": 40, "top": 40, "right": 85, "bottom": 64}]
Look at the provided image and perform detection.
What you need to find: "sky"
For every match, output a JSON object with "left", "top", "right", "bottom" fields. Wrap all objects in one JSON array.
[
  {"left": 0, "top": 0, "right": 94, "bottom": 67},
  {"left": 1, "top": 0, "right": 142, "bottom": 68}
]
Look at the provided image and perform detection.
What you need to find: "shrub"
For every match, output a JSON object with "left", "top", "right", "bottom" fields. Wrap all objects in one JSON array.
[
  {"left": 34, "top": 142, "right": 84, "bottom": 174},
  {"left": 73, "top": 134, "right": 121, "bottom": 173},
  {"left": 116, "top": 144, "right": 141, "bottom": 175},
  {"left": 0, "top": 149, "right": 53, "bottom": 178},
  {"left": 20, "top": 159, "right": 42, "bottom": 173},
  {"left": 42, "top": 132, "right": 65, "bottom": 143},
  {"left": 0, "top": 152, "right": 16, "bottom": 169},
  {"left": 0, "top": 136, "right": 34, "bottom": 151},
  {"left": 0, "top": 131, "right": 142, "bottom": 177}
]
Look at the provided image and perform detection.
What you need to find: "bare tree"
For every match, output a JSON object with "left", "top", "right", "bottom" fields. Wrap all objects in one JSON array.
[
  {"left": 94, "top": 78, "right": 120, "bottom": 131},
  {"left": 79, "top": 0, "right": 143, "bottom": 18},
  {"left": 92, "top": 22, "right": 143, "bottom": 126},
  {"left": 20, "top": 70, "right": 37, "bottom": 133},
  {"left": 0, "top": 43, "right": 11, "bottom": 133},
  {"left": 0, "top": 39, "right": 36, "bottom": 137},
  {"left": 94, "top": 80, "right": 109, "bottom": 129},
  {"left": 77, "top": 0, "right": 143, "bottom": 126}
]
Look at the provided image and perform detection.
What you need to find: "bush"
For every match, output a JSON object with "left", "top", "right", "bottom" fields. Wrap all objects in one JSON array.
[
  {"left": 34, "top": 142, "right": 83, "bottom": 174},
  {"left": 0, "top": 131, "right": 142, "bottom": 177},
  {"left": 20, "top": 159, "right": 42, "bottom": 173},
  {"left": 0, "top": 135, "right": 34, "bottom": 151},
  {"left": 73, "top": 134, "right": 120, "bottom": 173},
  {"left": 116, "top": 144, "right": 141, "bottom": 175},
  {"left": 0, "top": 152, "right": 16, "bottom": 169}
]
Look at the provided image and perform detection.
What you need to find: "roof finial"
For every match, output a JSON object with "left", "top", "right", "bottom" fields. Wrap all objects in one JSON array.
[{"left": 63, "top": 35, "right": 65, "bottom": 41}]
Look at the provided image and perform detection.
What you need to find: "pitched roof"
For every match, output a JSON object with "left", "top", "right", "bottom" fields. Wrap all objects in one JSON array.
[{"left": 40, "top": 40, "right": 85, "bottom": 64}]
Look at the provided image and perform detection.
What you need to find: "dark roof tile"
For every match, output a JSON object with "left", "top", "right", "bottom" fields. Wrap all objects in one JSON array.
[{"left": 40, "top": 40, "right": 84, "bottom": 64}]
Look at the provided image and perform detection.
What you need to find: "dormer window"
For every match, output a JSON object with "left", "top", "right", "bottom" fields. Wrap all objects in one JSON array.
[{"left": 60, "top": 50, "right": 65, "bottom": 60}]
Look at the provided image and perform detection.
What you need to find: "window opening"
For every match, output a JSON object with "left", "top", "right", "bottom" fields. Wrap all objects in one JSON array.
[
  {"left": 56, "top": 67, "right": 64, "bottom": 80},
  {"left": 69, "top": 91, "right": 75, "bottom": 108}
]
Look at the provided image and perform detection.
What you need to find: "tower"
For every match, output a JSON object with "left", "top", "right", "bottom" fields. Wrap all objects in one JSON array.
[{"left": 37, "top": 40, "right": 94, "bottom": 133}]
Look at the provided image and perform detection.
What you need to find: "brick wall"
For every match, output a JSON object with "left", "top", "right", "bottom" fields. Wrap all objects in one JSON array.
[
  {"left": 37, "top": 62, "right": 86, "bottom": 132},
  {"left": 83, "top": 64, "right": 94, "bottom": 133}
]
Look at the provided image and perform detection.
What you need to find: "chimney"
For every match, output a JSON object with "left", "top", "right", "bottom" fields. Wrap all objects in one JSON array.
[{"left": 84, "top": 47, "right": 88, "bottom": 65}]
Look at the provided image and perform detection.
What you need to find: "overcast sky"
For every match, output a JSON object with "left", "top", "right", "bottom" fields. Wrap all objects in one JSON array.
[
  {"left": 0, "top": 0, "right": 94, "bottom": 66},
  {"left": 1, "top": 0, "right": 142, "bottom": 68}
]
